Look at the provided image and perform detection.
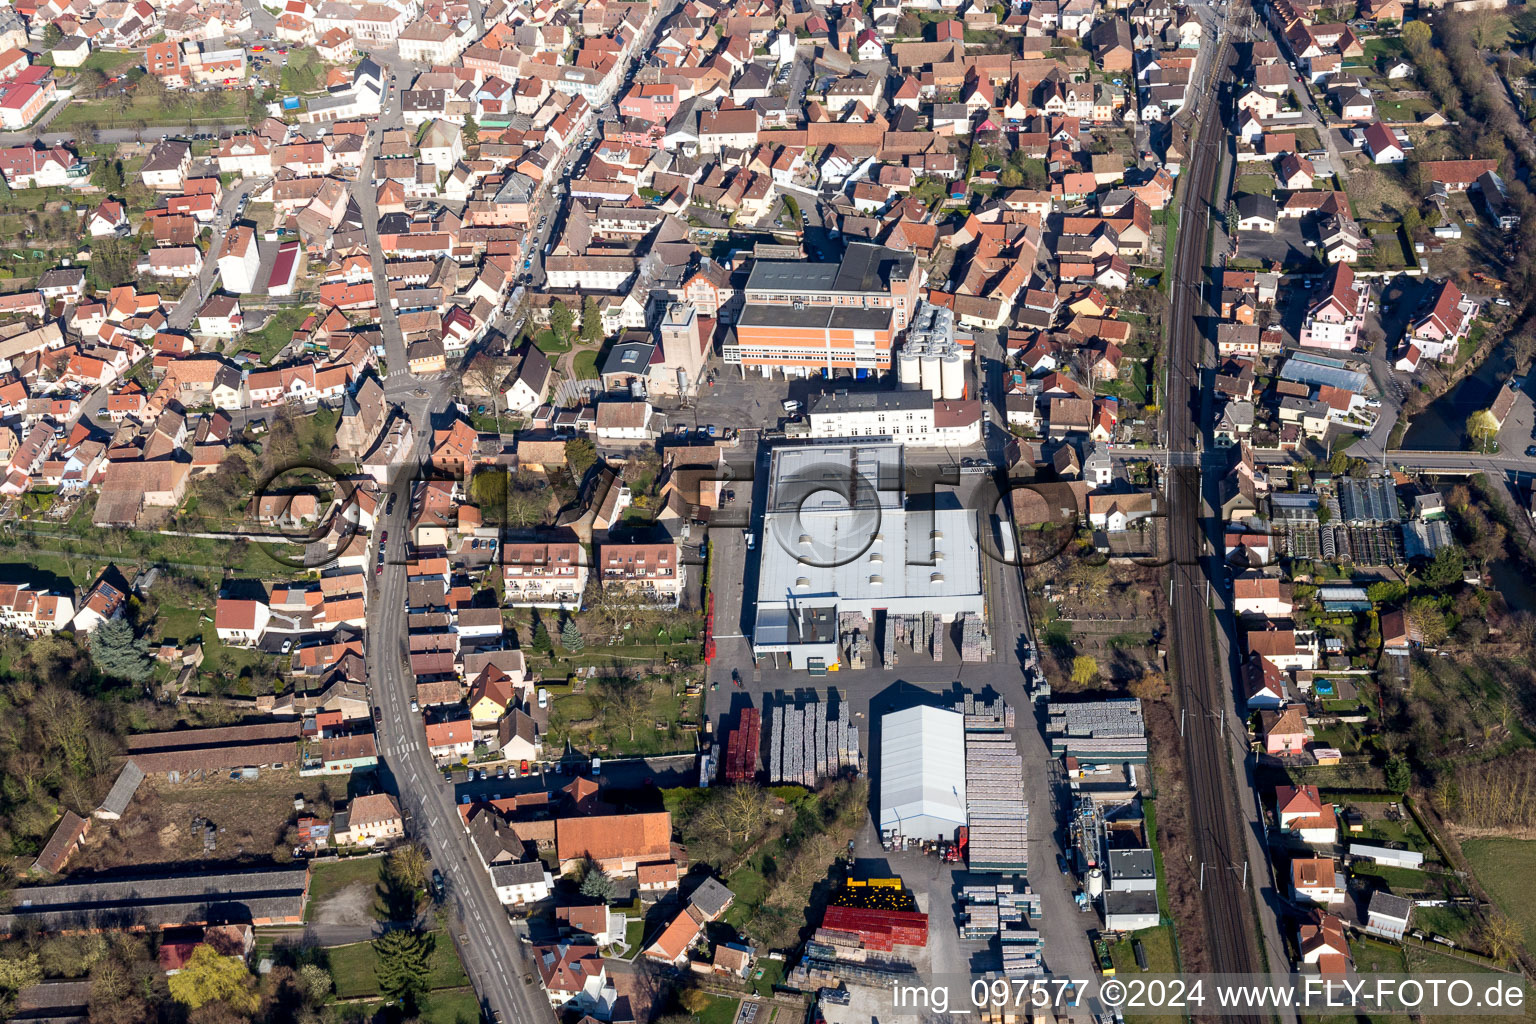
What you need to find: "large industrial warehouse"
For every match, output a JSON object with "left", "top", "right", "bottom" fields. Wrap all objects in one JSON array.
[
  {"left": 750, "top": 443, "right": 985, "bottom": 670},
  {"left": 879, "top": 705, "right": 967, "bottom": 841}
]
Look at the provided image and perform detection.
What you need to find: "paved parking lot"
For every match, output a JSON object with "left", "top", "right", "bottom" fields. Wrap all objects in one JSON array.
[
  {"left": 1235, "top": 217, "right": 1318, "bottom": 270},
  {"left": 686, "top": 368, "right": 798, "bottom": 432}
]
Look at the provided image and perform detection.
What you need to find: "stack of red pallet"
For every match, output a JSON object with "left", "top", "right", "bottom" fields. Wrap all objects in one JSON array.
[
  {"left": 820, "top": 906, "right": 929, "bottom": 951},
  {"left": 721, "top": 708, "right": 761, "bottom": 783}
]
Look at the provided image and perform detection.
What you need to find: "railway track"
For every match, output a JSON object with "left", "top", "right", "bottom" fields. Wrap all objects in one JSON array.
[{"left": 1162, "top": 23, "right": 1268, "bottom": 1001}]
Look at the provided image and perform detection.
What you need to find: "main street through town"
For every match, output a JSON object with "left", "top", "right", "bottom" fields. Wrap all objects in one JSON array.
[{"left": 355, "top": 0, "right": 681, "bottom": 1018}]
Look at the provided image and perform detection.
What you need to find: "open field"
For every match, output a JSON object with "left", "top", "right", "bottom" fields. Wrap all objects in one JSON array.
[
  {"left": 1234, "top": 173, "right": 1275, "bottom": 196},
  {"left": 544, "top": 671, "right": 703, "bottom": 757},
  {"left": 1352, "top": 937, "right": 1408, "bottom": 974},
  {"left": 238, "top": 306, "right": 311, "bottom": 363},
  {"left": 1462, "top": 838, "right": 1536, "bottom": 953},
  {"left": 67, "top": 770, "right": 359, "bottom": 872},
  {"left": 53, "top": 89, "right": 255, "bottom": 129},
  {"left": 306, "top": 857, "right": 387, "bottom": 923}
]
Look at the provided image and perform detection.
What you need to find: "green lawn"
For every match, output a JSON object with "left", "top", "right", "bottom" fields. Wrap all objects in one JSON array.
[
  {"left": 1110, "top": 924, "right": 1181, "bottom": 1023},
  {"left": 532, "top": 329, "right": 572, "bottom": 355},
  {"left": 1362, "top": 37, "right": 1404, "bottom": 65},
  {"left": 573, "top": 349, "right": 600, "bottom": 380},
  {"left": 53, "top": 89, "right": 254, "bottom": 129},
  {"left": 416, "top": 988, "right": 481, "bottom": 1024},
  {"left": 242, "top": 306, "right": 311, "bottom": 363},
  {"left": 1463, "top": 839, "right": 1536, "bottom": 953},
  {"left": 305, "top": 857, "right": 384, "bottom": 922},
  {"left": 623, "top": 916, "right": 644, "bottom": 952},
  {"left": 1351, "top": 937, "right": 1408, "bottom": 973},
  {"left": 326, "top": 931, "right": 470, "bottom": 999},
  {"left": 750, "top": 958, "right": 784, "bottom": 998},
  {"left": 41, "top": 50, "right": 140, "bottom": 74},
  {"left": 1377, "top": 96, "right": 1432, "bottom": 123},
  {"left": 1413, "top": 905, "right": 1480, "bottom": 947},
  {"left": 1234, "top": 174, "right": 1276, "bottom": 197},
  {"left": 1110, "top": 923, "right": 1178, "bottom": 973},
  {"left": 1159, "top": 201, "right": 1180, "bottom": 293},
  {"left": 695, "top": 995, "right": 740, "bottom": 1024}
]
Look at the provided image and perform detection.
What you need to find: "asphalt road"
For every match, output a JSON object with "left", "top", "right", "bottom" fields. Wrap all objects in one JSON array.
[
  {"left": 352, "top": 1, "right": 685, "bottom": 1017},
  {"left": 367, "top": 461, "right": 551, "bottom": 1024}
]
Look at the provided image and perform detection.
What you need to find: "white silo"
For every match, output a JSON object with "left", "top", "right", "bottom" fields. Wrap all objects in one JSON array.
[
  {"left": 940, "top": 350, "right": 965, "bottom": 400},
  {"left": 920, "top": 352, "right": 942, "bottom": 396},
  {"left": 1087, "top": 868, "right": 1105, "bottom": 898},
  {"left": 898, "top": 346, "right": 922, "bottom": 387}
]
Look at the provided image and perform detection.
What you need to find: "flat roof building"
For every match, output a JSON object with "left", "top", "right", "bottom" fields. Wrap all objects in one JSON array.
[
  {"left": 726, "top": 243, "right": 925, "bottom": 377},
  {"left": 750, "top": 444, "right": 984, "bottom": 668}
]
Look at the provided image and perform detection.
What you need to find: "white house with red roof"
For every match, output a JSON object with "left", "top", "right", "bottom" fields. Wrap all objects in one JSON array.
[
  {"left": 1409, "top": 278, "right": 1476, "bottom": 362},
  {"left": 215, "top": 597, "right": 271, "bottom": 645},
  {"left": 1297, "top": 911, "right": 1352, "bottom": 974},
  {"left": 532, "top": 942, "right": 616, "bottom": 1015},
  {"left": 89, "top": 200, "right": 130, "bottom": 237},
  {"left": 1299, "top": 263, "right": 1368, "bottom": 352},
  {"left": 1275, "top": 784, "right": 1338, "bottom": 844},
  {"left": 1362, "top": 121, "right": 1404, "bottom": 164}
]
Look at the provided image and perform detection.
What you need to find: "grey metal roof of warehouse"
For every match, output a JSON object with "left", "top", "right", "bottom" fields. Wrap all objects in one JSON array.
[
  {"left": 95, "top": 761, "right": 146, "bottom": 818},
  {"left": 744, "top": 262, "right": 842, "bottom": 292},
  {"left": 765, "top": 443, "right": 905, "bottom": 513},
  {"left": 879, "top": 705, "right": 968, "bottom": 836},
  {"left": 1270, "top": 491, "right": 1320, "bottom": 522},
  {"left": 0, "top": 865, "right": 310, "bottom": 932},
  {"left": 1318, "top": 584, "right": 1371, "bottom": 610},
  {"left": 809, "top": 389, "right": 932, "bottom": 415},
  {"left": 1403, "top": 518, "right": 1455, "bottom": 559},
  {"left": 744, "top": 242, "right": 914, "bottom": 294}
]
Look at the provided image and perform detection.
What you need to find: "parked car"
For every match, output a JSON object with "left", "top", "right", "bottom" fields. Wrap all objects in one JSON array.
[{"left": 409, "top": 698, "right": 419, "bottom": 712}]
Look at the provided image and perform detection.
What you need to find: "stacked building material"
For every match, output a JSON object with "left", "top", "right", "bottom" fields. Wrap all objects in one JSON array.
[
  {"left": 964, "top": 734, "right": 1029, "bottom": 873},
  {"left": 1045, "top": 698, "right": 1148, "bottom": 762},
  {"left": 956, "top": 693, "right": 1015, "bottom": 732},
  {"left": 721, "top": 708, "right": 761, "bottom": 784},
  {"left": 958, "top": 883, "right": 1044, "bottom": 974},
  {"left": 959, "top": 612, "right": 993, "bottom": 662},
  {"left": 960, "top": 903, "right": 1000, "bottom": 939},
  {"left": 821, "top": 906, "right": 928, "bottom": 951},
  {"left": 766, "top": 692, "right": 861, "bottom": 786}
]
